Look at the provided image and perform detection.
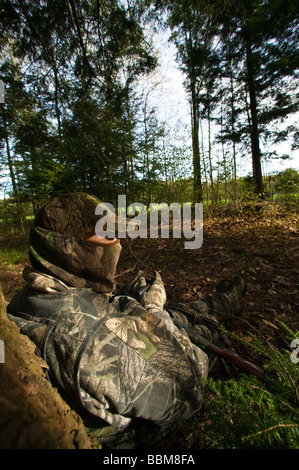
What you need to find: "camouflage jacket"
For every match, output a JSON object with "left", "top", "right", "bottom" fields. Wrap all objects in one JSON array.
[{"left": 7, "top": 267, "right": 209, "bottom": 449}]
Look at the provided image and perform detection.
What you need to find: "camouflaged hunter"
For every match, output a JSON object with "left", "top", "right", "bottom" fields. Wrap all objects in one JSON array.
[{"left": 7, "top": 193, "right": 246, "bottom": 449}]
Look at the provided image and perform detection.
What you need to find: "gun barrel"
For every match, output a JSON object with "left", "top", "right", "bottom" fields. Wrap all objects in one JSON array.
[
  {"left": 217, "top": 347, "right": 264, "bottom": 380},
  {"left": 186, "top": 328, "right": 265, "bottom": 381}
]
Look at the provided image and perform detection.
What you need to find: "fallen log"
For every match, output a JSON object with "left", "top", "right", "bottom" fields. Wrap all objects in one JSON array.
[{"left": 0, "top": 282, "right": 98, "bottom": 449}]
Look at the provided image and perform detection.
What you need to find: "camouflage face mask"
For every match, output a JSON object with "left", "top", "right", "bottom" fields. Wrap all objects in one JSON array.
[{"left": 29, "top": 193, "right": 122, "bottom": 293}]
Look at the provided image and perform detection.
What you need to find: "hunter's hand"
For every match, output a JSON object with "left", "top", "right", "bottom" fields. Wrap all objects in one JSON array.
[{"left": 140, "top": 271, "right": 167, "bottom": 311}]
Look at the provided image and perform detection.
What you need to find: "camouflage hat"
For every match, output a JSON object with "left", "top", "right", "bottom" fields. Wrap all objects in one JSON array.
[
  {"left": 29, "top": 193, "right": 122, "bottom": 293},
  {"left": 34, "top": 193, "right": 122, "bottom": 241}
]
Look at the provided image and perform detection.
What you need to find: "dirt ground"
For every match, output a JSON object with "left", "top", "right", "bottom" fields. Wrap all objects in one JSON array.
[
  {"left": 116, "top": 204, "right": 299, "bottom": 348},
  {"left": 0, "top": 202, "right": 298, "bottom": 449}
]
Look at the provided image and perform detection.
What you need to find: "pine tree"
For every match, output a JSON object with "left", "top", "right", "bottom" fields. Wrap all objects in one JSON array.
[
  {"left": 216, "top": 0, "right": 299, "bottom": 197},
  {"left": 0, "top": 0, "right": 157, "bottom": 204},
  {"left": 153, "top": 0, "right": 221, "bottom": 204}
]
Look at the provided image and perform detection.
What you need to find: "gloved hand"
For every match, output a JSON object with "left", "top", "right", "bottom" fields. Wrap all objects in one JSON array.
[{"left": 139, "top": 271, "right": 167, "bottom": 312}]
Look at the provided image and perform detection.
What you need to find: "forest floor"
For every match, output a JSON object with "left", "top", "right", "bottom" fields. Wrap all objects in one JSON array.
[
  {"left": 0, "top": 200, "right": 298, "bottom": 449},
  {"left": 117, "top": 201, "right": 299, "bottom": 348}
]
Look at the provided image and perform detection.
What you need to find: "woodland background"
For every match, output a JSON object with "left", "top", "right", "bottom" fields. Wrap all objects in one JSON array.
[{"left": 0, "top": 0, "right": 298, "bottom": 450}]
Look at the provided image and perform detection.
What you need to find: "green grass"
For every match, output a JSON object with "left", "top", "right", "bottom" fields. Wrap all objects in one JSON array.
[{"left": 0, "top": 245, "right": 29, "bottom": 266}]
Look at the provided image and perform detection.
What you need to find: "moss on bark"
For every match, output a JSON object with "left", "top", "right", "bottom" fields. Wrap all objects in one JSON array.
[{"left": 0, "top": 282, "right": 98, "bottom": 449}]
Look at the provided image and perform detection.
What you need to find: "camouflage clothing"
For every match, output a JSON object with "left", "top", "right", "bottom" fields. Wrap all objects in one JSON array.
[
  {"left": 7, "top": 193, "right": 245, "bottom": 449},
  {"left": 8, "top": 270, "right": 209, "bottom": 448},
  {"left": 29, "top": 193, "right": 122, "bottom": 294}
]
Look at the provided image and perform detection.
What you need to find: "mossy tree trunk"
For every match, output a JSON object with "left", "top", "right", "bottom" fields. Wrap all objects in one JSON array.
[{"left": 0, "top": 283, "right": 98, "bottom": 449}]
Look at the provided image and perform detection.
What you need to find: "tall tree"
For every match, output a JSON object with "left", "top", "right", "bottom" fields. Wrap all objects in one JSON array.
[
  {"left": 152, "top": 0, "right": 299, "bottom": 199},
  {"left": 217, "top": 0, "right": 299, "bottom": 196},
  {"left": 153, "top": 0, "right": 220, "bottom": 204},
  {"left": 0, "top": 0, "right": 157, "bottom": 206}
]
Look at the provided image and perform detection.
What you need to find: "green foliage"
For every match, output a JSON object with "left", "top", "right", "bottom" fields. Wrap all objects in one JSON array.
[
  {"left": 0, "top": 198, "right": 34, "bottom": 233},
  {"left": 274, "top": 169, "right": 299, "bottom": 199},
  {"left": 186, "top": 325, "right": 299, "bottom": 449},
  {"left": 157, "top": 0, "right": 299, "bottom": 198},
  {"left": 0, "top": 0, "right": 298, "bottom": 211},
  {"left": 0, "top": 0, "right": 158, "bottom": 208},
  {"left": 0, "top": 245, "right": 28, "bottom": 266}
]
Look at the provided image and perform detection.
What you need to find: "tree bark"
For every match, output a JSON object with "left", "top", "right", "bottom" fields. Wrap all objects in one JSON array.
[
  {"left": 230, "top": 72, "right": 237, "bottom": 198},
  {"left": 244, "top": 34, "right": 264, "bottom": 197},
  {"left": 191, "top": 83, "right": 203, "bottom": 204},
  {"left": 3, "top": 118, "right": 25, "bottom": 233},
  {"left": 0, "top": 283, "right": 98, "bottom": 449},
  {"left": 207, "top": 92, "right": 215, "bottom": 204}
]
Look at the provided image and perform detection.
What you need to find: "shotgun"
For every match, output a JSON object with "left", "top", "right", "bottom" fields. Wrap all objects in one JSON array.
[
  {"left": 167, "top": 303, "right": 277, "bottom": 383},
  {"left": 117, "top": 279, "right": 277, "bottom": 383},
  {"left": 185, "top": 327, "right": 265, "bottom": 381}
]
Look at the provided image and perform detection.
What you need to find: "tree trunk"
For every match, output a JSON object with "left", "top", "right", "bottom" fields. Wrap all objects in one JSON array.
[
  {"left": 143, "top": 92, "right": 152, "bottom": 205},
  {"left": 230, "top": 73, "right": 237, "bottom": 199},
  {"left": 207, "top": 95, "right": 215, "bottom": 204},
  {"left": 4, "top": 122, "right": 25, "bottom": 233},
  {"left": 191, "top": 84, "right": 203, "bottom": 204},
  {"left": 200, "top": 118, "right": 209, "bottom": 204},
  {"left": 244, "top": 35, "right": 264, "bottom": 197},
  {"left": 0, "top": 283, "right": 98, "bottom": 449}
]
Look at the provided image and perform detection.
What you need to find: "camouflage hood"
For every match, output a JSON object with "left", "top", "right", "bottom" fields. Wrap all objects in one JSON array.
[{"left": 28, "top": 193, "right": 122, "bottom": 294}]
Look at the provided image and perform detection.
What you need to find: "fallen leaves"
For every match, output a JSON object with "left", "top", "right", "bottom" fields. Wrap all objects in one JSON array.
[
  {"left": 262, "top": 319, "right": 279, "bottom": 330},
  {"left": 1, "top": 207, "right": 298, "bottom": 348},
  {"left": 273, "top": 275, "right": 292, "bottom": 287}
]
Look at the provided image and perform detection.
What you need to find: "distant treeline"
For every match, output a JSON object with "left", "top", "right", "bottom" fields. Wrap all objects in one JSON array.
[
  {"left": 0, "top": 168, "right": 298, "bottom": 235},
  {"left": 0, "top": 1, "right": 298, "bottom": 212}
]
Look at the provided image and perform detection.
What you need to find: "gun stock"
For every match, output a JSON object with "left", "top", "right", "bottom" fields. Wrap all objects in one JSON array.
[{"left": 186, "top": 328, "right": 265, "bottom": 381}]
